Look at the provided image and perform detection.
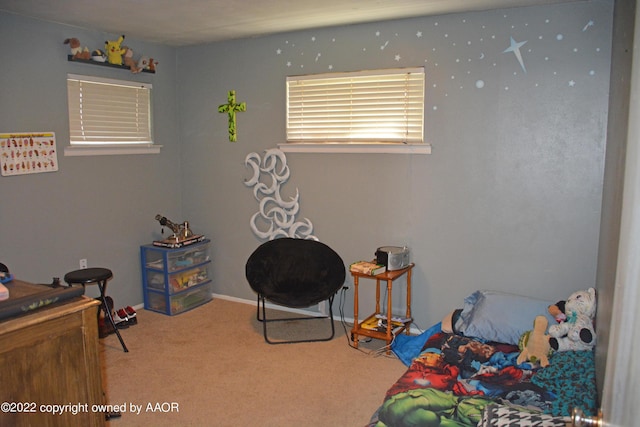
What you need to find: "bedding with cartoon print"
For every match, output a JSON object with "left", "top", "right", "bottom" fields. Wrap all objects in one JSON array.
[{"left": 367, "top": 332, "right": 597, "bottom": 427}]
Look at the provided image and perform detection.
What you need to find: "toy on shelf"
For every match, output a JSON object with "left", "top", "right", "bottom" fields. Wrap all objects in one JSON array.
[
  {"left": 65, "top": 34, "right": 156, "bottom": 73},
  {"left": 137, "top": 56, "right": 150, "bottom": 71},
  {"left": 91, "top": 49, "right": 107, "bottom": 62},
  {"left": 123, "top": 47, "right": 140, "bottom": 73},
  {"left": 105, "top": 35, "right": 126, "bottom": 65},
  {"left": 136, "top": 56, "right": 158, "bottom": 72},
  {"left": 64, "top": 38, "right": 90, "bottom": 60}
]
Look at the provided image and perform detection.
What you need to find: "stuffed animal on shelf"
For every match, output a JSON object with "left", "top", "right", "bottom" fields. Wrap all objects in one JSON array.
[
  {"left": 137, "top": 55, "right": 150, "bottom": 71},
  {"left": 548, "top": 288, "right": 596, "bottom": 352},
  {"left": 148, "top": 58, "right": 158, "bottom": 72},
  {"left": 517, "top": 315, "right": 551, "bottom": 367},
  {"left": 64, "top": 37, "right": 90, "bottom": 60},
  {"left": 136, "top": 56, "right": 158, "bottom": 72},
  {"left": 122, "top": 47, "right": 140, "bottom": 73},
  {"left": 105, "top": 35, "right": 126, "bottom": 65}
]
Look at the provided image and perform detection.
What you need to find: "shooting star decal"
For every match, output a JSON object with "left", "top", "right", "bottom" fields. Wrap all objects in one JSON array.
[{"left": 503, "top": 36, "right": 528, "bottom": 73}]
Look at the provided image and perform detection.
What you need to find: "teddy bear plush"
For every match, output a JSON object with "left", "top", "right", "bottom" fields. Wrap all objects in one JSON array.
[{"left": 548, "top": 288, "right": 596, "bottom": 352}]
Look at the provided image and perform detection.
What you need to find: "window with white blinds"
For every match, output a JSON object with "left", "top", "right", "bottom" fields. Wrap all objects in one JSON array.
[
  {"left": 286, "top": 67, "right": 424, "bottom": 144},
  {"left": 67, "top": 74, "right": 153, "bottom": 147}
]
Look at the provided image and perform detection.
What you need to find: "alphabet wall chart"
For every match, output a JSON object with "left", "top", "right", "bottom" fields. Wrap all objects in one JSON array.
[{"left": 0, "top": 132, "right": 58, "bottom": 176}]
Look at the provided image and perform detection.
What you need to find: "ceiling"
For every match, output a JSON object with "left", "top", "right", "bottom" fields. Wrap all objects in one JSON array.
[{"left": 0, "top": 0, "right": 579, "bottom": 46}]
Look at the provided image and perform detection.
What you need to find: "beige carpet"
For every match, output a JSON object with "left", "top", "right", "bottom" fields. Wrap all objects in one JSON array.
[{"left": 100, "top": 298, "right": 408, "bottom": 427}]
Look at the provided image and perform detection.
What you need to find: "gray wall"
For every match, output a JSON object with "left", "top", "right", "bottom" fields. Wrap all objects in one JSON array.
[
  {"left": 178, "top": 0, "right": 613, "bottom": 328},
  {"left": 1, "top": 0, "right": 613, "bottom": 329},
  {"left": 0, "top": 13, "right": 180, "bottom": 302}
]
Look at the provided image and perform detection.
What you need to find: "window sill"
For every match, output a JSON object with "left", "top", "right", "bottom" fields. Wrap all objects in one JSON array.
[
  {"left": 277, "top": 143, "right": 431, "bottom": 154},
  {"left": 64, "top": 144, "right": 162, "bottom": 156}
]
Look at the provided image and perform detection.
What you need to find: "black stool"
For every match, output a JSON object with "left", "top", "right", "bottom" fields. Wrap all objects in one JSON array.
[{"left": 64, "top": 267, "right": 129, "bottom": 353}]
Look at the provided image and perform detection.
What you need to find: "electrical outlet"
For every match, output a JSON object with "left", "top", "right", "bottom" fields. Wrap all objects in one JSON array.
[{"left": 79, "top": 258, "right": 88, "bottom": 269}]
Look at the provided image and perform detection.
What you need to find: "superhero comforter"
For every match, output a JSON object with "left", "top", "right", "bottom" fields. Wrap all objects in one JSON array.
[{"left": 368, "top": 332, "right": 597, "bottom": 427}]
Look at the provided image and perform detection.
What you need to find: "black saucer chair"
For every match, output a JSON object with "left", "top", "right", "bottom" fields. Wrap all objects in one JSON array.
[{"left": 245, "top": 238, "right": 346, "bottom": 344}]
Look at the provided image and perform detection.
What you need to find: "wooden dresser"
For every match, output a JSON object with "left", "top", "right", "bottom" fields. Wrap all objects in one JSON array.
[{"left": 0, "top": 280, "right": 104, "bottom": 427}]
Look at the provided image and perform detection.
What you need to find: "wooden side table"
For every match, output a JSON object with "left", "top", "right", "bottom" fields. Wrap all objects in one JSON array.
[{"left": 350, "top": 263, "right": 414, "bottom": 349}]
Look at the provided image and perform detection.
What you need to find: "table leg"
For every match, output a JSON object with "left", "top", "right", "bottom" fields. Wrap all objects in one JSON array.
[
  {"left": 375, "top": 279, "right": 381, "bottom": 314},
  {"left": 386, "top": 279, "right": 393, "bottom": 345},
  {"left": 351, "top": 276, "right": 359, "bottom": 348},
  {"left": 406, "top": 268, "right": 412, "bottom": 334}
]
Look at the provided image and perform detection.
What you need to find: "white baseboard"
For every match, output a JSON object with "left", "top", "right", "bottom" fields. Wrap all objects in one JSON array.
[
  {"left": 136, "top": 292, "right": 421, "bottom": 335},
  {"left": 210, "top": 292, "right": 422, "bottom": 335},
  {"left": 130, "top": 295, "right": 323, "bottom": 317},
  {"left": 211, "top": 293, "right": 328, "bottom": 318}
]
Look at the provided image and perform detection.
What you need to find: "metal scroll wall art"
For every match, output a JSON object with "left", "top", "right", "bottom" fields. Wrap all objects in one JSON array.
[{"left": 244, "top": 149, "right": 317, "bottom": 241}]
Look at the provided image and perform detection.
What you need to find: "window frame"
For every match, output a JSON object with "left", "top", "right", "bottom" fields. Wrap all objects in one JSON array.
[
  {"left": 282, "top": 67, "right": 429, "bottom": 154},
  {"left": 64, "top": 74, "right": 160, "bottom": 156}
]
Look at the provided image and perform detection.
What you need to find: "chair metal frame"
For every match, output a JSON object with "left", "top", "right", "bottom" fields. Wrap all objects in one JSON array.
[{"left": 255, "top": 294, "right": 337, "bottom": 344}]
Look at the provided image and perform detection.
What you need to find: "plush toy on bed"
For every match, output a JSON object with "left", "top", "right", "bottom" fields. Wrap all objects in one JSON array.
[
  {"left": 548, "top": 288, "right": 596, "bottom": 352},
  {"left": 517, "top": 315, "right": 551, "bottom": 367},
  {"left": 548, "top": 300, "right": 567, "bottom": 323}
]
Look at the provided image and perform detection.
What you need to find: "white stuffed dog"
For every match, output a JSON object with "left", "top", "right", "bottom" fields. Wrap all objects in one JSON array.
[{"left": 548, "top": 288, "right": 596, "bottom": 352}]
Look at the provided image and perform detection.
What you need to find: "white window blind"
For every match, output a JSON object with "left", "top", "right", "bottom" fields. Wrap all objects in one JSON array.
[
  {"left": 286, "top": 67, "right": 424, "bottom": 144},
  {"left": 67, "top": 74, "right": 153, "bottom": 146}
]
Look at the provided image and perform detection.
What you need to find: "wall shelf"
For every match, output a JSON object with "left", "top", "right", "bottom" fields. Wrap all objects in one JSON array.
[{"left": 67, "top": 55, "right": 155, "bottom": 73}]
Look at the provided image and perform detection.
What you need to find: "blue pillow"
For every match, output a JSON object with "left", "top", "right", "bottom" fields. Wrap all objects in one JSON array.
[{"left": 454, "top": 290, "right": 556, "bottom": 345}]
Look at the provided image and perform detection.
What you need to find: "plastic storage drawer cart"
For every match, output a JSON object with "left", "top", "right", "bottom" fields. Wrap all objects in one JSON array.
[{"left": 141, "top": 239, "right": 212, "bottom": 315}]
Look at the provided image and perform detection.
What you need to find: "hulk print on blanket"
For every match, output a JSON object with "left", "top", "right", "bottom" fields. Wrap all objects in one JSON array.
[{"left": 367, "top": 332, "right": 577, "bottom": 427}]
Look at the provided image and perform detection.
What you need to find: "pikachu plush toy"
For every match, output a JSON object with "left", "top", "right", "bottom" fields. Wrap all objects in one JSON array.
[{"left": 105, "top": 35, "right": 126, "bottom": 66}]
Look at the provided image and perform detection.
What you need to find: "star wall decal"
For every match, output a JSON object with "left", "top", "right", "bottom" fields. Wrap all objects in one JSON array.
[
  {"left": 503, "top": 36, "right": 528, "bottom": 73},
  {"left": 583, "top": 20, "right": 594, "bottom": 31},
  {"left": 273, "top": 10, "right": 600, "bottom": 97}
]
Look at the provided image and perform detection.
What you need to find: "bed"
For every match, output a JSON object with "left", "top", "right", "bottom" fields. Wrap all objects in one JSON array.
[{"left": 367, "top": 290, "right": 598, "bottom": 427}]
